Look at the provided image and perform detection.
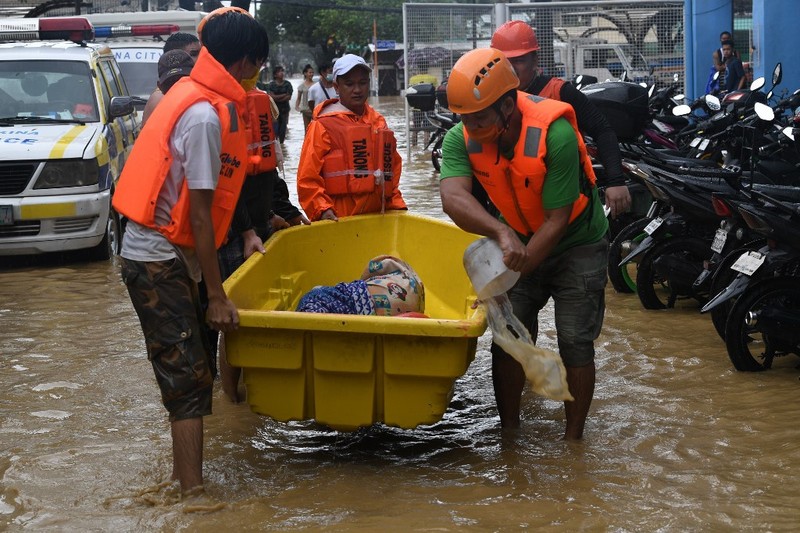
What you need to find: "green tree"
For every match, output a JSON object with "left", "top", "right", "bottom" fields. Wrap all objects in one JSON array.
[{"left": 257, "top": 0, "right": 402, "bottom": 64}]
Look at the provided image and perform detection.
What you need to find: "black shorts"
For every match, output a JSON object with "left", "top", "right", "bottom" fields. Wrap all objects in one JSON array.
[{"left": 121, "top": 257, "right": 214, "bottom": 421}]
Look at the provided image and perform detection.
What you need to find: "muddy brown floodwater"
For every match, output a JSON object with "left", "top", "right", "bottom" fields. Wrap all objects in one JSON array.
[{"left": 1, "top": 82, "right": 798, "bottom": 531}]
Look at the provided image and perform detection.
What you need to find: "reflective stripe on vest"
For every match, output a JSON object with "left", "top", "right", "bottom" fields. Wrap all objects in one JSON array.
[
  {"left": 318, "top": 113, "right": 397, "bottom": 196},
  {"left": 464, "top": 91, "right": 596, "bottom": 236}
]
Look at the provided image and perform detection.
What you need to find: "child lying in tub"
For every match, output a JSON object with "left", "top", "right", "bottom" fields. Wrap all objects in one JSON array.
[{"left": 296, "top": 255, "right": 426, "bottom": 316}]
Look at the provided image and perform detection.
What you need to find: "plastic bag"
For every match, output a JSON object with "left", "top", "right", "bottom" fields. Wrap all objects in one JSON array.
[{"left": 484, "top": 295, "right": 574, "bottom": 401}]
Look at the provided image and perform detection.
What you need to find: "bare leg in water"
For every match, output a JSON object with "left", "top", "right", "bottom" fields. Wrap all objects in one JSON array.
[
  {"left": 171, "top": 417, "right": 203, "bottom": 492},
  {"left": 493, "top": 345, "right": 595, "bottom": 439},
  {"left": 218, "top": 335, "right": 241, "bottom": 403},
  {"left": 563, "top": 362, "right": 595, "bottom": 440},
  {"left": 491, "top": 345, "right": 526, "bottom": 429}
]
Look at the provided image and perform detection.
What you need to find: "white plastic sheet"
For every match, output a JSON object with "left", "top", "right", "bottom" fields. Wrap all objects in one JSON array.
[{"left": 484, "top": 295, "right": 573, "bottom": 401}]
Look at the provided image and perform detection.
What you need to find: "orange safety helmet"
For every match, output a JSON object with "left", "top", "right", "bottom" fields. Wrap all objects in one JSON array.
[
  {"left": 490, "top": 20, "right": 540, "bottom": 58},
  {"left": 197, "top": 6, "right": 252, "bottom": 40},
  {"left": 446, "top": 48, "right": 519, "bottom": 114}
]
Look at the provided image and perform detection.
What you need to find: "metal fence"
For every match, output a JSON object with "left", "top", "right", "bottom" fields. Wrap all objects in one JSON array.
[{"left": 403, "top": 1, "right": 684, "bottom": 152}]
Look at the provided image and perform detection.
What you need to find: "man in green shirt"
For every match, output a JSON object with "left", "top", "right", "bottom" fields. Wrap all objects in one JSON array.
[{"left": 439, "top": 48, "right": 608, "bottom": 440}]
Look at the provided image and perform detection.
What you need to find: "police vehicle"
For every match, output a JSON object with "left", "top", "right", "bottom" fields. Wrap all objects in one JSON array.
[
  {"left": 60, "top": 11, "right": 204, "bottom": 103},
  {"left": 0, "top": 17, "right": 140, "bottom": 260}
]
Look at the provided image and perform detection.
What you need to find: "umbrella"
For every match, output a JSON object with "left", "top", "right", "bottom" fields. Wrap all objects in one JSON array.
[{"left": 396, "top": 46, "right": 451, "bottom": 70}]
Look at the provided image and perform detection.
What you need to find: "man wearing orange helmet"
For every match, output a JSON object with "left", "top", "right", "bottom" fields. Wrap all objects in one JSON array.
[
  {"left": 439, "top": 48, "right": 608, "bottom": 440},
  {"left": 491, "top": 20, "right": 631, "bottom": 219}
]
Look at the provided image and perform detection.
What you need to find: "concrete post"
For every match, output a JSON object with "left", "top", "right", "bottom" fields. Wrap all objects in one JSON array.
[{"left": 753, "top": 0, "right": 799, "bottom": 97}]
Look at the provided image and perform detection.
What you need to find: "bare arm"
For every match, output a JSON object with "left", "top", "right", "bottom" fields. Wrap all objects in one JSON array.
[
  {"left": 188, "top": 189, "right": 239, "bottom": 332},
  {"left": 520, "top": 205, "right": 572, "bottom": 274},
  {"left": 440, "top": 176, "right": 527, "bottom": 272}
]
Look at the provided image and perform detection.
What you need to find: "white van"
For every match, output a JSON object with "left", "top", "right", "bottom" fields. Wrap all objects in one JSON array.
[
  {"left": 54, "top": 11, "right": 204, "bottom": 102},
  {"left": 0, "top": 18, "right": 140, "bottom": 260}
]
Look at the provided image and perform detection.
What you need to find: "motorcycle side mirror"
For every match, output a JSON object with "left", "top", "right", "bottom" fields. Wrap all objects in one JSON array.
[
  {"left": 674, "top": 93, "right": 685, "bottom": 101},
  {"left": 754, "top": 102, "right": 775, "bottom": 122},
  {"left": 647, "top": 84, "right": 655, "bottom": 98},
  {"left": 767, "top": 90, "right": 774, "bottom": 100},
  {"left": 705, "top": 94, "right": 721, "bottom": 111},
  {"left": 781, "top": 126, "right": 795, "bottom": 141},
  {"left": 772, "top": 62, "right": 782, "bottom": 87},
  {"left": 750, "top": 77, "right": 766, "bottom": 92},
  {"left": 639, "top": 82, "right": 648, "bottom": 88},
  {"left": 672, "top": 104, "right": 692, "bottom": 116}
]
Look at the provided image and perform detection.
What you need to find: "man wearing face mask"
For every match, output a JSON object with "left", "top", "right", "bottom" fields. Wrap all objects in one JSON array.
[
  {"left": 439, "top": 48, "right": 608, "bottom": 440},
  {"left": 306, "top": 63, "right": 338, "bottom": 113},
  {"left": 113, "top": 7, "right": 269, "bottom": 494}
]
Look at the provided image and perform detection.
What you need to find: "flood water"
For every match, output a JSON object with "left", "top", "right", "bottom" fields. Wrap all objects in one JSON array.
[{"left": 2, "top": 81, "right": 799, "bottom": 531}]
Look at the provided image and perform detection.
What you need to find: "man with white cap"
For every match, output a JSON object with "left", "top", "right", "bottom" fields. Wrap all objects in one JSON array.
[{"left": 297, "top": 54, "right": 406, "bottom": 221}]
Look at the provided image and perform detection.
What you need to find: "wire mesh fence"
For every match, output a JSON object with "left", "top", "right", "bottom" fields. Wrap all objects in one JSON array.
[{"left": 403, "top": 1, "right": 684, "bottom": 153}]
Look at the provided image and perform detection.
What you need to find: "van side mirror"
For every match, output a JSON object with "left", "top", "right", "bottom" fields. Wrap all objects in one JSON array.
[{"left": 109, "top": 96, "right": 135, "bottom": 118}]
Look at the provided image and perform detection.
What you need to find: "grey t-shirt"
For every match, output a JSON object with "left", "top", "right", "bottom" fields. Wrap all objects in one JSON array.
[{"left": 120, "top": 101, "right": 221, "bottom": 281}]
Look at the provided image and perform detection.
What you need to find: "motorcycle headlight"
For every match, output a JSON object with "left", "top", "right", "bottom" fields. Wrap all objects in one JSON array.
[{"left": 34, "top": 160, "right": 99, "bottom": 189}]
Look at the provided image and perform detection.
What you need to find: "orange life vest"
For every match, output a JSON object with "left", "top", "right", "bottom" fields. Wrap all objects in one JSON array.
[
  {"left": 113, "top": 48, "right": 248, "bottom": 248},
  {"left": 317, "top": 107, "right": 398, "bottom": 199},
  {"left": 537, "top": 77, "right": 565, "bottom": 100},
  {"left": 464, "top": 92, "right": 596, "bottom": 236},
  {"left": 244, "top": 89, "right": 278, "bottom": 174}
]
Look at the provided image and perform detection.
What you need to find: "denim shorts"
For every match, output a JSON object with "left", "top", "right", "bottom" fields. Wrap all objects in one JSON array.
[
  {"left": 121, "top": 257, "right": 214, "bottom": 421},
  {"left": 498, "top": 238, "right": 608, "bottom": 367}
]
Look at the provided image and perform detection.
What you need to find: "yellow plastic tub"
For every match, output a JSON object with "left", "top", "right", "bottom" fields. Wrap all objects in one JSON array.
[{"left": 223, "top": 212, "right": 486, "bottom": 431}]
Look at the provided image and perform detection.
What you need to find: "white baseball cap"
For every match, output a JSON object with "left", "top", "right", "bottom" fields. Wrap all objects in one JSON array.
[{"left": 332, "top": 54, "right": 372, "bottom": 81}]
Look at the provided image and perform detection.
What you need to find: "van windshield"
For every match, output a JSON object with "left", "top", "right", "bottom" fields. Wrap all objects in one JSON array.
[
  {"left": 116, "top": 61, "right": 158, "bottom": 101},
  {"left": 0, "top": 61, "right": 99, "bottom": 122}
]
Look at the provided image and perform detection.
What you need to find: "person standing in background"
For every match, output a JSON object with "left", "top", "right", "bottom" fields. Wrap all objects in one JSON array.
[
  {"left": 260, "top": 65, "right": 293, "bottom": 147},
  {"left": 294, "top": 64, "right": 315, "bottom": 133},
  {"left": 307, "top": 63, "right": 337, "bottom": 113},
  {"left": 141, "top": 32, "right": 201, "bottom": 125},
  {"left": 490, "top": 21, "right": 630, "bottom": 219}
]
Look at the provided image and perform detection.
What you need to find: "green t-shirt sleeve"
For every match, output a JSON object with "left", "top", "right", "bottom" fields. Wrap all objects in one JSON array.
[
  {"left": 439, "top": 124, "right": 472, "bottom": 180},
  {"left": 541, "top": 117, "right": 580, "bottom": 210}
]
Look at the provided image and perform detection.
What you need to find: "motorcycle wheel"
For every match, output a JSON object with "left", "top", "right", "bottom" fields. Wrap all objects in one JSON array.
[
  {"left": 708, "top": 243, "right": 765, "bottom": 341},
  {"left": 724, "top": 277, "right": 800, "bottom": 371},
  {"left": 608, "top": 217, "right": 651, "bottom": 293},
  {"left": 431, "top": 136, "right": 443, "bottom": 173},
  {"left": 636, "top": 236, "right": 711, "bottom": 310}
]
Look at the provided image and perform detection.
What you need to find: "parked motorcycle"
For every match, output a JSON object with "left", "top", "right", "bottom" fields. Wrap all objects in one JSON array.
[{"left": 405, "top": 82, "right": 459, "bottom": 172}]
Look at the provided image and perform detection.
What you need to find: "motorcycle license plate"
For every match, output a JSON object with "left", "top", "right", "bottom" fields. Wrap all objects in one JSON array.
[
  {"left": 710, "top": 228, "right": 728, "bottom": 253},
  {"left": 644, "top": 217, "right": 663, "bottom": 235},
  {"left": 0, "top": 205, "right": 12, "bottom": 226},
  {"left": 731, "top": 251, "right": 765, "bottom": 276},
  {"left": 690, "top": 137, "right": 701, "bottom": 148},
  {"left": 652, "top": 119, "right": 671, "bottom": 134},
  {"left": 699, "top": 138, "right": 711, "bottom": 150}
]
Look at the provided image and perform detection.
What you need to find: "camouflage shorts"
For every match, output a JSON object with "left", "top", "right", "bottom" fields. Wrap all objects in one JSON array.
[{"left": 121, "top": 257, "right": 214, "bottom": 421}]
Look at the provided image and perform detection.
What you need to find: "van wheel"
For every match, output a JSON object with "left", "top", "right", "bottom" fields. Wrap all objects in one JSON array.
[{"left": 87, "top": 207, "right": 120, "bottom": 261}]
